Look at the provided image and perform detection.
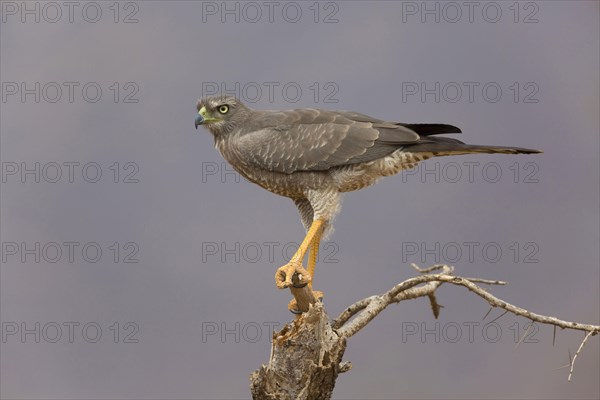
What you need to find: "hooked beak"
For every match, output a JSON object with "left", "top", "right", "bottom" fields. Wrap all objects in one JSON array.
[
  {"left": 195, "top": 114, "right": 204, "bottom": 129},
  {"left": 195, "top": 106, "right": 221, "bottom": 129}
]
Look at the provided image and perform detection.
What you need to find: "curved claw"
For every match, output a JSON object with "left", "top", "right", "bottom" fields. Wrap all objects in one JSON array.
[
  {"left": 287, "top": 298, "right": 302, "bottom": 315},
  {"left": 312, "top": 290, "right": 324, "bottom": 302}
]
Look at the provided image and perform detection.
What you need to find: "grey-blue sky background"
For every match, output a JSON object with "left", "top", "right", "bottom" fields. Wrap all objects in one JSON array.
[{"left": 1, "top": 1, "right": 598, "bottom": 399}]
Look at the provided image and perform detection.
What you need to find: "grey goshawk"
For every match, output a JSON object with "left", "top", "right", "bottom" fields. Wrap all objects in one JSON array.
[{"left": 195, "top": 95, "right": 541, "bottom": 312}]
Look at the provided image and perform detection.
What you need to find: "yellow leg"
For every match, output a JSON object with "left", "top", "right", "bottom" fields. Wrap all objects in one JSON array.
[
  {"left": 275, "top": 218, "right": 325, "bottom": 289},
  {"left": 291, "top": 218, "right": 324, "bottom": 264},
  {"left": 307, "top": 228, "right": 323, "bottom": 287},
  {"left": 283, "top": 222, "right": 325, "bottom": 313},
  {"left": 306, "top": 229, "right": 324, "bottom": 303}
]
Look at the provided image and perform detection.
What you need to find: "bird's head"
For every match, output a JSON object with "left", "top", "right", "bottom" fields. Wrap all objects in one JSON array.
[{"left": 195, "top": 95, "right": 250, "bottom": 136}]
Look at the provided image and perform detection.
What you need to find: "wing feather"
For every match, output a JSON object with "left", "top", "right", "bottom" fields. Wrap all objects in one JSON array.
[{"left": 235, "top": 109, "right": 431, "bottom": 173}]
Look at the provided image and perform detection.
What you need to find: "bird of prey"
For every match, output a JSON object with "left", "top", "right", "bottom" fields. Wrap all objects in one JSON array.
[{"left": 195, "top": 95, "right": 541, "bottom": 312}]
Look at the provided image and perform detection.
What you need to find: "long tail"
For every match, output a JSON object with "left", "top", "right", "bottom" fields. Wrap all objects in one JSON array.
[{"left": 404, "top": 136, "right": 542, "bottom": 156}]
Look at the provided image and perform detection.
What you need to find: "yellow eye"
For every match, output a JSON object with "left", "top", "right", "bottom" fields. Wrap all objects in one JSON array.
[{"left": 218, "top": 105, "right": 229, "bottom": 114}]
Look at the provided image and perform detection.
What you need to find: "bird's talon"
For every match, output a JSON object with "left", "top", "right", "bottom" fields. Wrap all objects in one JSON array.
[
  {"left": 275, "top": 261, "right": 309, "bottom": 289},
  {"left": 292, "top": 279, "right": 309, "bottom": 289},
  {"left": 276, "top": 279, "right": 291, "bottom": 290},
  {"left": 287, "top": 298, "right": 302, "bottom": 314},
  {"left": 289, "top": 307, "right": 302, "bottom": 315},
  {"left": 313, "top": 290, "right": 324, "bottom": 302}
]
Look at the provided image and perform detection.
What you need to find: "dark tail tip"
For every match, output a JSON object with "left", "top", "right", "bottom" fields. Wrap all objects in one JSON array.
[
  {"left": 478, "top": 146, "right": 543, "bottom": 155},
  {"left": 400, "top": 123, "right": 462, "bottom": 135},
  {"left": 514, "top": 148, "right": 543, "bottom": 154}
]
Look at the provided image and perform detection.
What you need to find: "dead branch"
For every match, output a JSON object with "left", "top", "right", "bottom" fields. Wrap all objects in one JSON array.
[
  {"left": 334, "top": 268, "right": 598, "bottom": 338},
  {"left": 250, "top": 264, "right": 599, "bottom": 399}
]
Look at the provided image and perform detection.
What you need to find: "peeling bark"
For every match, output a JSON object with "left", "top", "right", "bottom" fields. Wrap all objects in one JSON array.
[{"left": 250, "top": 303, "right": 347, "bottom": 400}]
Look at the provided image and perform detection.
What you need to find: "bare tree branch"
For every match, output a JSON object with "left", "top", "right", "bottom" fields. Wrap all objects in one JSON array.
[
  {"left": 332, "top": 265, "right": 452, "bottom": 330},
  {"left": 252, "top": 265, "right": 599, "bottom": 398},
  {"left": 335, "top": 268, "right": 599, "bottom": 339}
]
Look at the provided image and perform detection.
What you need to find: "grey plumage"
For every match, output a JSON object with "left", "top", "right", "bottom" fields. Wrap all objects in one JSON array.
[{"left": 195, "top": 95, "right": 541, "bottom": 237}]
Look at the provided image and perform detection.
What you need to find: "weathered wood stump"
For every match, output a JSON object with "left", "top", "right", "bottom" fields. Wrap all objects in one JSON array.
[{"left": 250, "top": 302, "right": 348, "bottom": 400}]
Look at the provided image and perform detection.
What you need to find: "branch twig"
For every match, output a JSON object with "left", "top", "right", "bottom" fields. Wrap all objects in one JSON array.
[
  {"left": 568, "top": 331, "right": 595, "bottom": 381},
  {"left": 334, "top": 267, "right": 599, "bottom": 340}
]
